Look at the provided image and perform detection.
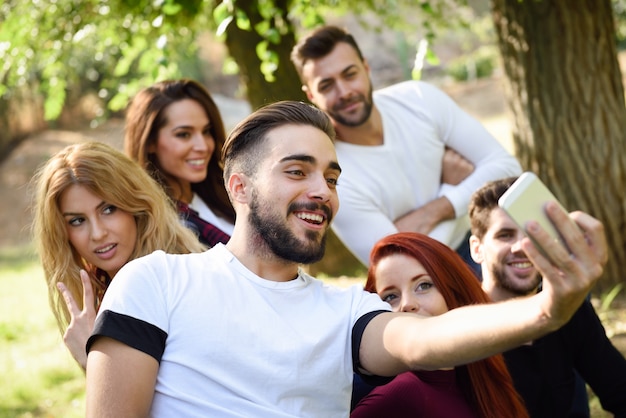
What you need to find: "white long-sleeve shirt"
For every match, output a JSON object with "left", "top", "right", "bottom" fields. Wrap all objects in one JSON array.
[{"left": 332, "top": 80, "right": 521, "bottom": 265}]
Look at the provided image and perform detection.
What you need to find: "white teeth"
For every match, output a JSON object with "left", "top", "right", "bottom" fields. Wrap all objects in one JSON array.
[
  {"left": 96, "top": 244, "right": 115, "bottom": 253},
  {"left": 511, "top": 262, "right": 532, "bottom": 268},
  {"left": 296, "top": 213, "right": 324, "bottom": 223},
  {"left": 188, "top": 159, "right": 205, "bottom": 166}
]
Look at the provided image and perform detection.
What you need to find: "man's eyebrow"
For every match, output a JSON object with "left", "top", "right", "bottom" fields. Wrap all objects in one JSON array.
[
  {"left": 279, "top": 154, "right": 341, "bottom": 173},
  {"left": 279, "top": 154, "right": 315, "bottom": 164},
  {"left": 329, "top": 161, "right": 342, "bottom": 173}
]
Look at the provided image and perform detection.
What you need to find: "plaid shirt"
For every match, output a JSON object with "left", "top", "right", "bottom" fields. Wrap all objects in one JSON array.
[{"left": 177, "top": 201, "right": 231, "bottom": 247}]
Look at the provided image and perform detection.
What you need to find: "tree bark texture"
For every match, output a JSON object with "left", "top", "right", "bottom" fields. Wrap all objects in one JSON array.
[{"left": 491, "top": 0, "right": 626, "bottom": 293}]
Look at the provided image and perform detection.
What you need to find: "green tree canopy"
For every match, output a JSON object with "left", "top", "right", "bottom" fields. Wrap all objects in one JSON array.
[{"left": 0, "top": 0, "right": 461, "bottom": 119}]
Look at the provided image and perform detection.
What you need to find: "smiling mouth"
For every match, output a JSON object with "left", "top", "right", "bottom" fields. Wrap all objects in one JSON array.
[
  {"left": 337, "top": 100, "right": 361, "bottom": 112},
  {"left": 295, "top": 212, "right": 324, "bottom": 224},
  {"left": 187, "top": 158, "right": 207, "bottom": 166},
  {"left": 509, "top": 261, "right": 532, "bottom": 269},
  {"left": 95, "top": 244, "right": 116, "bottom": 253}
]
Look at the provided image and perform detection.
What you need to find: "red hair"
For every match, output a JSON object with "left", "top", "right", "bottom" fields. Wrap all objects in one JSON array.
[{"left": 366, "top": 232, "right": 528, "bottom": 418}]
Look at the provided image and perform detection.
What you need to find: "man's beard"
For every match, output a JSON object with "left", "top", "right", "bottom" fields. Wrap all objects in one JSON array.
[
  {"left": 490, "top": 262, "right": 541, "bottom": 297},
  {"left": 249, "top": 195, "right": 330, "bottom": 264},
  {"left": 327, "top": 82, "right": 374, "bottom": 127}
]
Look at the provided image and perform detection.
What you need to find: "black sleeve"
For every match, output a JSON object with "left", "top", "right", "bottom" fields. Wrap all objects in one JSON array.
[
  {"left": 569, "top": 301, "right": 626, "bottom": 416},
  {"left": 86, "top": 310, "right": 168, "bottom": 363},
  {"left": 351, "top": 310, "right": 395, "bottom": 386}
]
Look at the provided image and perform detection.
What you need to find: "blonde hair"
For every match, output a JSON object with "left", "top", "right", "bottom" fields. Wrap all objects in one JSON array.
[{"left": 32, "top": 141, "right": 205, "bottom": 333}]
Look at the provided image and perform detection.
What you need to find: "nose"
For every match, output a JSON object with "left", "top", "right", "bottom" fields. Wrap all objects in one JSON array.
[
  {"left": 192, "top": 132, "right": 211, "bottom": 152},
  {"left": 335, "top": 80, "right": 352, "bottom": 99},
  {"left": 308, "top": 173, "right": 332, "bottom": 203},
  {"left": 400, "top": 295, "right": 419, "bottom": 313},
  {"left": 90, "top": 219, "right": 108, "bottom": 241},
  {"left": 510, "top": 231, "right": 527, "bottom": 254}
]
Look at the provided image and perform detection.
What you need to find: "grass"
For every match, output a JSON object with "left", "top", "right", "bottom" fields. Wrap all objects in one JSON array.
[
  {"left": 0, "top": 248, "right": 85, "bottom": 418},
  {"left": 0, "top": 247, "right": 623, "bottom": 417}
]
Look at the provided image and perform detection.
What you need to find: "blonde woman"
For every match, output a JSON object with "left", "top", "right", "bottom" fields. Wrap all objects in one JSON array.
[{"left": 32, "top": 141, "right": 205, "bottom": 369}]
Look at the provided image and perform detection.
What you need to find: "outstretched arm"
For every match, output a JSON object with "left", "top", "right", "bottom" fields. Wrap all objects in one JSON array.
[
  {"left": 86, "top": 337, "right": 158, "bottom": 418},
  {"left": 57, "top": 270, "right": 96, "bottom": 370},
  {"left": 360, "top": 204, "right": 605, "bottom": 376}
]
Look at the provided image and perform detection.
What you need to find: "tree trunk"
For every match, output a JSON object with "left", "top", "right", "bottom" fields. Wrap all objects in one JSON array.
[
  {"left": 491, "top": 0, "right": 626, "bottom": 294},
  {"left": 223, "top": 0, "right": 307, "bottom": 109}
]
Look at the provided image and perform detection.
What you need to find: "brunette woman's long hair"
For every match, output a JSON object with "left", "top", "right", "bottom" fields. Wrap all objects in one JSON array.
[
  {"left": 124, "top": 79, "right": 235, "bottom": 223},
  {"left": 365, "top": 232, "right": 529, "bottom": 418}
]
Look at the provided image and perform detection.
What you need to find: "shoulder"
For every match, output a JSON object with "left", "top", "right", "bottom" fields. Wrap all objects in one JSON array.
[
  {"left": 125, "top": 249, "right": 208, "bottom": 269},
  {"left": 374, "top": 80, "right": 446, "bottom": 101}
]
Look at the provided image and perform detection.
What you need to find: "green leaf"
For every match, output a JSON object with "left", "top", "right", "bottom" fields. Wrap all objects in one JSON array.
[
  {"left": 213, "top": 2, "right": 231, "bottom": 26},
  {"left": 222, "top": 56, "right": 239, "bottom": 75},
  {"left": 235, "top": 9, "right": 250, "bottom": 31},
  {"left": 256, "top": 39, "right": 270, "bottom": 60},
  {"left": 162, "top": 2, "right": 183, "bottom": 15},
  {"left": 265, "top": 27, "right": 280, "bottom": 44}
]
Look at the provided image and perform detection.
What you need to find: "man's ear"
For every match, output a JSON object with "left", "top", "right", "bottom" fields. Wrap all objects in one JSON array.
[
  {"left": 227, "top": 172, "right": 251, "bottom": 204},
  {"left": 469, "top": 235, "right": 484, "bottom": 264},
  {"left": 302, "top": 84, "right": 314, "bottom": 101}
]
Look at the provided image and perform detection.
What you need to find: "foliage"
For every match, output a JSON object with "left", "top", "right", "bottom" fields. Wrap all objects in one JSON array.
[
  {"left": 0, "top": 0, "right": 471, "bottom": 122},
  {"left": 596, "top": 283, "right": 625, "bottom": 339},
  {"left": 446, "top": 44, "right": 498, "bottom": 81},
  {"left": 614, "top": 0, "right": 626, "bottom": 48},
  {"left": 0, "top": 0, "right": 212, "bottom": 121}
]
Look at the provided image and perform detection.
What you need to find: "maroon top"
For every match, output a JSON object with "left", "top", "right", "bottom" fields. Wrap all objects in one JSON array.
[
  {"left": 176, "top": 201, "right": 230, "bottom": 247},
  {"left": 351, "top": 369, "right": 477, "bottom": 418}
]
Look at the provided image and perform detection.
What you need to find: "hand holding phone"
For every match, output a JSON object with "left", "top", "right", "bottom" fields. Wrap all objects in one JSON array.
[{"left": 498, "top": 172, "right": 574, "bottom": 258}]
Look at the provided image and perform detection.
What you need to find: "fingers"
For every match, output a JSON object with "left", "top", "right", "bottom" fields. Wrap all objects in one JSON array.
[
  {"left": 57, "top": 281, "right": 80, "bottom": 317},
  {"left": 441, "top": 148, "right": 474, "bottom": 185},
  {"left": 80, "top": 269, "right": 96, "bottom": 314},
  {"left": 569, "top": 210, "right": 608, "bottom": 266},
  {"left": 525, "top": 203, "right": 604, "bottom": 285},
  {"left": 57, "top": 270, "right": 97, "bottom": 319},
  {"left": 520, "top": 222, "right": 571, "bottom": 279}
]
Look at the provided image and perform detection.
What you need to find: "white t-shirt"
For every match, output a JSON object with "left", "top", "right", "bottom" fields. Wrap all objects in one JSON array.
[
  {"left": 190, "top": 193, "right": 235, "bottom": 235},
  {"left": 332, "top": 80, "right": 522, "bottom": 265},
  {"left": 91, "top": 244, "right": 390, "bottom": 417}
]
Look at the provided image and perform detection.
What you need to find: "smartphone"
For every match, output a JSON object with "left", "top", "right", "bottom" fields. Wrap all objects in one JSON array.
[{"left": 498, "top": 172, "right": 572, "bottom": 257}]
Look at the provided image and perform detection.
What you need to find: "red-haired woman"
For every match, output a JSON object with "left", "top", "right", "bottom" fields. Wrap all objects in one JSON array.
[{"left": 351, "top": 232, "right": 529, "bottom": 418}]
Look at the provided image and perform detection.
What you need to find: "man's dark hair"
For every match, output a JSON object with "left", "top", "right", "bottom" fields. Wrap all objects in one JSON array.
[
  {"left": 469, "top": 177, "right": 518, "bottom": 239},
  {"left": 222, "top": 100, "right": 336, "bottom": 184},
  {"left": 290, "top": 25, "right": 364, "bottom": 81}
]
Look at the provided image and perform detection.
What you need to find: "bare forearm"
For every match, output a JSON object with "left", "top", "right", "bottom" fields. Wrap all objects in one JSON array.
[
  {"left": 360, "top": 295, "right": 556, "bottom": 376},
  {"left": 394, "top": 197, "right": 455, "bottom": 235},
  {"left": 393, "top": 296, "right": 554, "bottom": 370}
]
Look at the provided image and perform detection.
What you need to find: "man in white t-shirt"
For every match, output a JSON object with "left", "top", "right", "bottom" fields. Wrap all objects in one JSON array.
[
  {"left": 291, "top": 25, "right": 521, "bottom": 271},
  {"left": 86, "top": 101, "right": 605, "bottom": 417}
]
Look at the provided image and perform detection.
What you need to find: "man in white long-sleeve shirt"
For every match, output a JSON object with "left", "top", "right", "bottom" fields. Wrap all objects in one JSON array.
[{"left": 291, "top": 25, "right": 521, "bottom": 269}]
